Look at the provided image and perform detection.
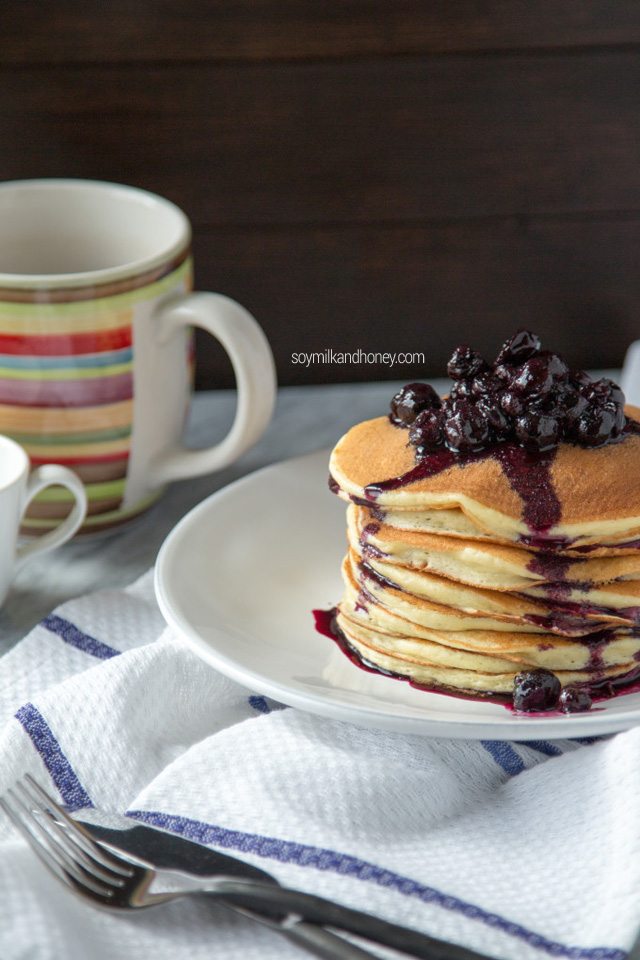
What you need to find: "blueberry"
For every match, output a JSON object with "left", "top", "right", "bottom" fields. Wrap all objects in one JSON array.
[
  {"left": 471, "top": 371, "right": 498, "bottom": 397},
  {"left": 611, "top": 401, "right": 627, "bottom": 435},
  {"left": 572, "top": 370, "right": 593, "bottom": 390},
  {"left": 444, "top": 400, "right": 490, "bottom": 454},
  {"left": 448, "top": 379, "right": 474, "bottom": 401},
  {"left": 559, "top": 686, "right": 592, "bottom": 714},
  {"left": 409, "top": 408, "right": 443, "bottom": 450},
  {"left": 514, "top": 412, "right": 561, "bottom": 451},
  {"left": 512, "top": 352, "right": 569, "bottom": 398},
  {"left": 389, "top": 382, "right": 441, "bottom": 427},
  {"left": 495, "top": 330, "right": 542, "bottom": 365},
  {"left": 493, "top": 363, "right": 514, "bottom": 384},
  {"left": 556, "top": 385, "right": 587, "bottom": 419},
  {"left": 512, "top": 357, "right": 555, "bottom": 397},
  {"left": 571, "top": 404, "right": 619, "bottom": 446},
  {"left": 499, "top": 390, "right": 525, "bottom": 417},
  {"left": 447, "top": 346, "right": 486, "bottom": 381},
  {"left": 583, "top": 377, "right": 625, "bottom": 408},
  {"left": 477, "top": 396, "right": 510, "bottom": 438},
  {"left": 512, "top": 668, "right": 561, "bottom": 712}
]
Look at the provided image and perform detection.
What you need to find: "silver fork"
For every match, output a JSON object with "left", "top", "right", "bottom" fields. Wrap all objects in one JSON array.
[{"left": 0, "top": 774, "right": 380, "bottom": 960}]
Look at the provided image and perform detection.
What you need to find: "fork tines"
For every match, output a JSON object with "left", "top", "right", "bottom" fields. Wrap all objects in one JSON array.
[{"left": 0, "top": 774, "right": 133, "bottom": 897}]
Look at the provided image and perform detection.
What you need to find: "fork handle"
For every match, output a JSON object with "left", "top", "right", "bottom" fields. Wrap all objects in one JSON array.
[
  {"left": 211, "top": 879, "right": 488, "bottom": 960},
  {"left": 235, "top": 908, "right": 382, "bottom": 960},
  {"left": 281, "top": 922, "right": 381, "bottom": 960}
]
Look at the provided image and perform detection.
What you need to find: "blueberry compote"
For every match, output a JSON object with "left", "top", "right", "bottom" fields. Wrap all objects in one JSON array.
[
  {"left": 369, "top": 331, "right": 633, "bottom": 533},
  {"left": 365, "top": 341, "right": 634, "bottom": 553}
]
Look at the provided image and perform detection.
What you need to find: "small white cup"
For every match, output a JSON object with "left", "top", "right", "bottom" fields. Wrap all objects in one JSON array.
[{"left": 0, "top": 436, "right": 86, "bottom": 605}]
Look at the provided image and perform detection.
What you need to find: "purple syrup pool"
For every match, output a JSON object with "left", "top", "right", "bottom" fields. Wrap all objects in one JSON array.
[{"left": 312, "top": 608, "right": 513, "bottom": 704}]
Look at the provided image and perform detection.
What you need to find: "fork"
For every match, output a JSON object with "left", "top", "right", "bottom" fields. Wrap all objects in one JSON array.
[{"left": 0, "top": 774, "right": 383, "bottom": 960}]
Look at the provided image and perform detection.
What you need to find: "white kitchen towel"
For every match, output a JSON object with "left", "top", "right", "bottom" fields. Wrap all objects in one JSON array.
[{"left": 0, "top": 571, "right": 637, "bottom": 960}]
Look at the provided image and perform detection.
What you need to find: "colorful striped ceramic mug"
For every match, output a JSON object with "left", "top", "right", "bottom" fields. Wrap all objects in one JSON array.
[{"left": 0, "top": 179, "right": 276, "bottom": 534}]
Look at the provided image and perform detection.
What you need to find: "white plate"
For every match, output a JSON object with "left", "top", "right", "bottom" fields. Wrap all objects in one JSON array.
[{"left": 155, "top": 449, "right": 640, "bottom": 739}]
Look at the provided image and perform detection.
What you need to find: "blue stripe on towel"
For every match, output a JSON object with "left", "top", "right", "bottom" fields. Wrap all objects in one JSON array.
[
  {"left": 516, "top": 740, "right": 563, "bottom": 758},
  {"left": 10, "top": 701, "right": 625, "bottom": 960},
  {"left": 248, "top": 696, "right": 271, "bottom": 714},
  {"left": 15, "top": 703, "right": 93, "bottom": 811},
  {"left": 126, "top": 808, "right": 624, "bottom": 960},
  {"left": 480, "top": 740, "right": 526, "bottom": 776},
  {"left": 42, "top": 614, "right": 120, "bottom": 660}
]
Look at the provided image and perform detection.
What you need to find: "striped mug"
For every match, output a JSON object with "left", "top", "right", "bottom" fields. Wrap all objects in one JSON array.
[{"left": 0, "top": 179, "right": 276, "bottom": 534}]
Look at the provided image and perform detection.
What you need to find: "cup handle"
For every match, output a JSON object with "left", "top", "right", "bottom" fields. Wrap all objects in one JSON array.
[
  {"left": 150, "top": 292, "right": 276, "bottom": 484},
  {"left": 16, "top": 465, "right": 88, "bottom": 566}
]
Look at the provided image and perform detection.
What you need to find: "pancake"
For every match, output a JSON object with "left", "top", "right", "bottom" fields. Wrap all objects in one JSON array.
[
  {"left": 525, "top": 578, "right": 640, "bottom": 613},
  {"left": 358, "top": 552, "right": 633, "bottom": 629},
  {"left": 330, "top": 406, "right": 640, "bottom": 546},
  {"left": 349, "top": 504, "right": 640, "bottom": 591},
  {"left": 339, "top": 604, "right": 640, "bottom": 673},
  {"left": 344, "top": 554, "right": 552, "bottom": 635},
  {"left": 336, "top": 610, "right": 639, "bottom": 697},
  {"left": 375, "top": 506, "right": 640, "bottom": 557},
  {"left": 346, "top": 553, "right": 630, "bottom": 636}
]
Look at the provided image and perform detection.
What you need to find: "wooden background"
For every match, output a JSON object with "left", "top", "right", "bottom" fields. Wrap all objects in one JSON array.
[{"left": 1, "top": 2, "right": 640, "bottom": 387}]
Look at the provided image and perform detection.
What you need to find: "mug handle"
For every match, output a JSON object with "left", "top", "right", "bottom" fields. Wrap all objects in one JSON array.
[
  {"left": 151, "top": 292, "right": 276, "bottom": 484},
  {"left": 16, "top": 465, "right": 88, "bottom": 566}
]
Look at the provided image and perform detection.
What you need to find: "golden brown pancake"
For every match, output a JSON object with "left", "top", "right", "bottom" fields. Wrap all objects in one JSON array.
[
  {"left": 345, "top": 552, "right": 631, "bottom": 635},
  {"left": 330, "top": 406, "right": 640, "bottom": 545},
  {"left": 367, "top": 505, "right": 640, "bottom": 557},
  {"left": 349, "top": 504, "right": 640, "bottom": 590},
  {"left": 337, "top": 599, "right": 640, "bottom": 672}
]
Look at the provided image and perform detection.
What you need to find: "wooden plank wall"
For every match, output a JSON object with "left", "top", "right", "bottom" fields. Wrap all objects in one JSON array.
[{"left": 1, "top": 3, "right": 639, "bottom": 387}]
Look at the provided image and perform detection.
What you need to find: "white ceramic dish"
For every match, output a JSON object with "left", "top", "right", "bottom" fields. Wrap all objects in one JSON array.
[{"left": 155, "top": 449, "right": 640, "bottom": 739}]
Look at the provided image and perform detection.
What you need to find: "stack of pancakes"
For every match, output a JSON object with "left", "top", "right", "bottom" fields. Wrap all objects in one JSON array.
[{"left": 328, "top": 409, "right": 640, "bottom": 702}]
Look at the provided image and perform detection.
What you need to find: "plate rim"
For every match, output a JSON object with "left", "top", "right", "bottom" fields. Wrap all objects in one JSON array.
[{"left": 154, "top": 448, "right": 640, "bottom": 740}]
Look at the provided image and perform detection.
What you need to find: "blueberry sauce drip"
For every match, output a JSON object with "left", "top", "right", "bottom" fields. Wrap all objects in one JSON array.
[
  {"left": 572, "top": 537, "right": 640, "bottom": 553},
  {"left": 358, "top": 522, "right": 389, "bottom": 562},
  {"left": 519, "top": 534, "right": 571, "bottom": 550},
  {"left": 522, "top": 593, "right": 640, "bottom": 628},
  {"left": 360, "top": 522, "right": 380, "bottom": 538},
  {"left": 328, "top": 473, "right": 376, "bottom": 508},
  {"left": 353, "top": 589, "right": 371, "bottom": 613},
  {"left": 364, "top": 448, "right": 460, "bottom": 500},
  {"left": 585, "top": 633, "right": 609, "bottom": 674},
  {"left": 359, "top": 561, "right": 401, "bottom": 591},
  {"left": 494, "top": 445, "right": 561, "bottom": 532},
  {"left": 526, "top": 550, "right": 575, "bottom": 581},
  {"left": 536, "top": 580, "right": 593, "bottom": 602}
]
